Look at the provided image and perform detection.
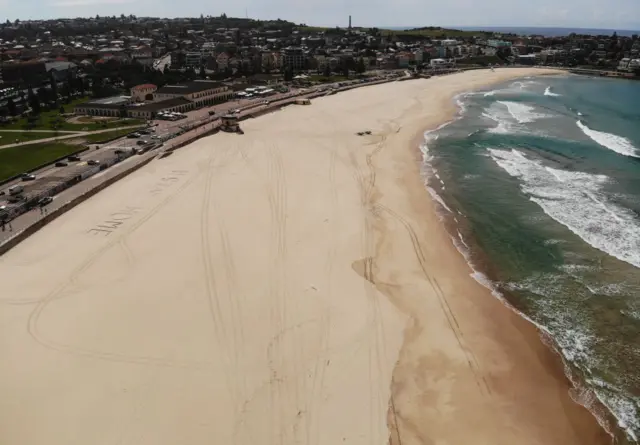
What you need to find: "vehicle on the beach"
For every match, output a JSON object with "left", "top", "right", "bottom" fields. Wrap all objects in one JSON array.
[
  {"left": 21, "top": 173, "right": 36, "bottom": 181},
  {"left": 38, "top": 196, "right": 53, "bottom": 207},
  {"left": 67, "top": 155, "right": 81, "bottom": 162},
  {"left": 208, "top": 110, "right": 216, "bottom": 116},
  {"left": 87, "top": 159, "right": 100, "bottom": 166},
  {"left": 356, "top": 131, "right": 365, "bottom": 136},
  {"left": 55, "top": 161, "right": 68, "bottom": 167},
  {"left": 365, "top": 130, "right": 372, "bottom": 135}
]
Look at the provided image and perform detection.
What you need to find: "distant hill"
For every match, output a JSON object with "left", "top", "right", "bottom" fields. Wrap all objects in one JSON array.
[{"left": 385, "top": 27, "right": 493, "bottom": 38}]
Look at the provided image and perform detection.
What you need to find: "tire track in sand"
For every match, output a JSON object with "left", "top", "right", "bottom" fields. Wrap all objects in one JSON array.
[
  {"left": 26, "top": 165, "right": 206, "bottom": 368},
  {"left": 374, "top": 203, "right": 491, "bottom": 397},
  {"left": 199, "top": 145, "right": 240, "bottom": 402}
]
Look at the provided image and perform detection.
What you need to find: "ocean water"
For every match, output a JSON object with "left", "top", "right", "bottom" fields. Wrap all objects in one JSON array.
[
  {"left": 455, "top": 26, "right": 640, "bottom": 37},
  {"left": 422, "top": 75, "right": 640, "bottom": 442}
]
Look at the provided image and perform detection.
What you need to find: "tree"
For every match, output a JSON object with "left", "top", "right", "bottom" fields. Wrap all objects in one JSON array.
[
  {"left": 199, "top": 65, "right": 206, "bottom": 79},
  {"left": 59, "top": 106, "right": 65, "bottom": 114},
  {"left": 50, "top": 74, "right": 59, "bottom": 102},
  {"left": 7, "top": 98, "right": 17, "bottom": 117},
  {"left": 185, "top": 66, "right": 197, "bottom": 79},
  {"left": 37, "top": 87, "right": 49, "bottom": 105},
  {"left": 323, "top": 64, "right": 331, "bottom": 77},
  {"left": 28, "top": 87, "right": 40, "bottom": 114},
  {"left": 356, "top": 57, "right": 366, "bottom": 74},
  {"left": 283, "top": 65, "right": 294, "bottom": 81}
]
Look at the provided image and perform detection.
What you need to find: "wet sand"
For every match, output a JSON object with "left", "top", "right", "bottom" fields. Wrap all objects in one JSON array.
[{"left": 0, "top": 68, "right": 610, "bottom": 445}]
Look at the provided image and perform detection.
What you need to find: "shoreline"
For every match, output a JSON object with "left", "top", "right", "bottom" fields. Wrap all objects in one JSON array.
[
  {"left": 410, "top": 72, "right": 633, "bottom": 444},
  {"left": 0, "top": 68, "right": 615, "bottom": 445},
  {"left": 369, "top": 69, "right": 612, "bottom": 445}
]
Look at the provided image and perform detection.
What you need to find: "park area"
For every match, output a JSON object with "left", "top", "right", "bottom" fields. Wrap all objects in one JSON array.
[
  {"left": 0, "top": 97, "right": 144, "bottom": 181},
  {"left": 0, "top": 127, "right": 143, "bottom": 182}
]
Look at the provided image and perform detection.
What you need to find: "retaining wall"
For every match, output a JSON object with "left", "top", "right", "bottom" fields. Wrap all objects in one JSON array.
[{"left": 0, "top": 155, "right": 155, "bottom": 257}]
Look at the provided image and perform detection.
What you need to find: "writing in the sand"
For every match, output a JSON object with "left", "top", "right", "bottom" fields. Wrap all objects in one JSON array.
[
  {"left": 149, "top": 170, "right": 189, "bottom": 196},
  {"left": 87, "top": 206, "right": 142, "bottom": 236}
]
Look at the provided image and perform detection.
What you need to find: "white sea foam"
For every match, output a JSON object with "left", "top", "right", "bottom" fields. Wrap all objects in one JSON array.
[
  {"left": 488, "top": 148, "right": 640, "bottom": 269},
  {"left": 484, "top": 90, "right": 497, "bottom": 97},
  {"left": 426, "top": 187, "right": 453, "bottom": 214},
  {"left": 590, "top": 379, "right": 640, "bottom": 441},
  {"left": 577, "top": 111, "right": 583, "bottom": 116},
  {"left": 577, "top": 120, "right": 639, "bottom": 158},
  {"left": 497, "top": 100, "right": 550, "bottom": 123},
  {"left": 544, "top": 86, "right": 561, "bottom": 97}
]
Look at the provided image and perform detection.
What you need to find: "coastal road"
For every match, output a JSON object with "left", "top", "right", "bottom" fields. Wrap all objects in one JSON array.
[{"left": 0, "top": 125, "right": 142, "bottom": 150}]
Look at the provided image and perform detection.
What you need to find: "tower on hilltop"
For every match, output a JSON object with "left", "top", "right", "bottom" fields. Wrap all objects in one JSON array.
[{"left": 349, "top": 15, "right": 352, "bottom": 30}]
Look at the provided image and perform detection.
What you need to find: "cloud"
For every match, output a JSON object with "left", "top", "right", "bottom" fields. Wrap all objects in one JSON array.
[{"left": 51, "top": 0, "right": 133, "bottom": 7}]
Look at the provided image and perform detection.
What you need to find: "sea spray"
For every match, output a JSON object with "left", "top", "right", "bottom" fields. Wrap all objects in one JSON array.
[{"left": 544, "top": 86, "right": 561, "bottom": 97}]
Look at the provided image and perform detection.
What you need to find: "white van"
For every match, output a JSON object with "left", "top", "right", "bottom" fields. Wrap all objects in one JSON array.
[{"left": 8, "top": 185, "right": 24, "bottom": 196}]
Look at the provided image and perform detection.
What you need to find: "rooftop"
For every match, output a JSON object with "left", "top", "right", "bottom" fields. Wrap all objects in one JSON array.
[
  {"left": 131, "top": 83, "right": 157, "bottom": 91},
  {"left": 156, "top": 80, "right": 225, "bottom": 95},
  {"left": 78, "top": 96, "right": 131, "bottom": 108}
]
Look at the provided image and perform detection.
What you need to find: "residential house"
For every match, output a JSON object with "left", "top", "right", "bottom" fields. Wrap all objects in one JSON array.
[
  {"left": 216, "top": 52, "right": 230, "bottom": 70},
  {"left": 130, "top": 83, "right": 157, "bottom": 102}
]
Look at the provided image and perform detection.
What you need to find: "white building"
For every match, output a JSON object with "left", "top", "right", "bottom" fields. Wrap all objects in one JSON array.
[
  {"left": 185, "top": 52, "right": 202, "bottom": 67},
  {"left": 430, "top": 58, "right": 450, "bottom": 68},
  {"left": 628, "top": 59, "right": 640, "bottom": 71}
]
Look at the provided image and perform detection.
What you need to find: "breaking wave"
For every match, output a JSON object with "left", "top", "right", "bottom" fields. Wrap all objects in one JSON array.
[
  {"left": 577, "top": 120, "right": 639, "bottom": 158},
  {"left": 487, "top": 148, "right": 640, "bottom": 269}
]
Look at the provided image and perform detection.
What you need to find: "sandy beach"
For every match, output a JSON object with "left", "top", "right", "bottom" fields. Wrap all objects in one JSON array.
[{"left": 0, "top": 68, "right": 610, "bottom": 445}]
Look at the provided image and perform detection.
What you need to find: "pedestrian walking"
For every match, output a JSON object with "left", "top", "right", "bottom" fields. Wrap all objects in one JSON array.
[
  {"left": 40, "top": 207, "right": 44, "bottom": 215},
  {"left": 9, "top": 223, "right": 13, "bottom": 232}
]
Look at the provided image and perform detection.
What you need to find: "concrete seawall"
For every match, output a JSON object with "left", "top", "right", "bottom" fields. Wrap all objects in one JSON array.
[{"left": 0, "top": 155, "right": 155, "bottom": 257}]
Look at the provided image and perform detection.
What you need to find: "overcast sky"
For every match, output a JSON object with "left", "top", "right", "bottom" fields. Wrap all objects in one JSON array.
[{"left": 1, "top": 0, "right": 639, "bottom": 31}]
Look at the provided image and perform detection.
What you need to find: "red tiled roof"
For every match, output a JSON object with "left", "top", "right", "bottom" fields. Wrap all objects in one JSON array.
[{"left": 131, "top": 83, "right": 157, "bottom": 91}]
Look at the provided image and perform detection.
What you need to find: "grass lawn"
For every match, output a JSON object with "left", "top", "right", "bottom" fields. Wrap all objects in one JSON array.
[
  {"left": 0, "top": 130, "right": 70, "bottom": 147},
  {"left": 0, "top": 97, "right": 144, "bottom": 132},
  {"left": 0, "top": 142, "right": 85, "bottom": 182},
  {"left": 83, "top": 127, "right": 142, "bottom": 144}
]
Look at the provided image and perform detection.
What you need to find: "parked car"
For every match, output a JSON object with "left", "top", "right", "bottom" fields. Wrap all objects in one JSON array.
[
  {"left": 38, "top": 196, "right": 53, "bottom": 206},
  {"left": 127, "top": 133, "right": 140, "bottom": 138},
  {"left": 7, "top": 194, "right": 25, "bottom": 203},
  {"left": 87, "top": 159, "right": 100, "bottom": 166},
  {"left": 67, "top": 155, "right": 81, "bottom": 162},
  {"left": 55, "top": 161, "right": 68, "bottom": 167},
  {"left": 136, "top": 140, "right": 148, "bottom": 146},
  {"left": 21, "top": 173, "right": 36, "bottom": 181},
  {"left": 8, "top": 185, "right": 24, "bottom": 195}
]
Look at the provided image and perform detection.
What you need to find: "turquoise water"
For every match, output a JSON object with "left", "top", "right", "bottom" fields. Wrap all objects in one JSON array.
[{"left": 423, "top": 75, "right": 640, "bottom": 442}]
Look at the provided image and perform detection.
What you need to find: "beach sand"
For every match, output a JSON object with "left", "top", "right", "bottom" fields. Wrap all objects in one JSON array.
[{"left": 0, "top": 68, "right": 610, "bottom": 445}]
